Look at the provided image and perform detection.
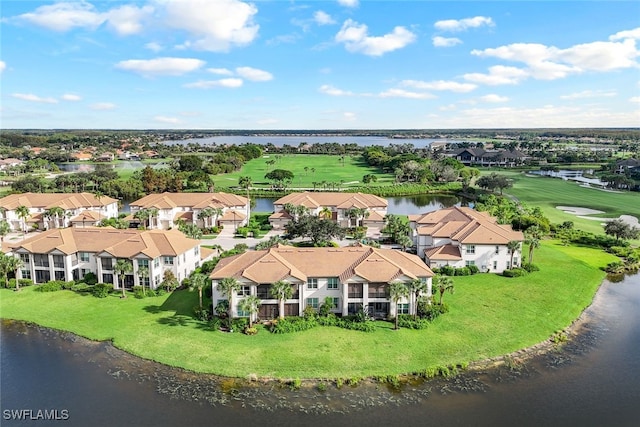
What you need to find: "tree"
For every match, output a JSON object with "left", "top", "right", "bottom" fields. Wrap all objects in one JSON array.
[
  {"left": 7, "top": 256, "right": 23, "bottom": 291},
  {"left": 346, "top": 207, "right": 369, "bottom": 227},
  {"left": 44, "top": 206, "right": 66, "bottom": 229},
  {"left": 189, "top": 273, "right": 208, "bottom": 310},
  {"left": 198, "top": 207, "right": 215, "bottom": 228},
  {"left": 265, "top": 169, "right": 294, "bottom": 190},
  {"left": 16, "top": 205, "right": 30, "bottom": 236},
  {"left": 362, "top": 174, "right": 377, "bottom": 184},
  {"left": 133, "top": 209, "right": 150, "bottom": 229},
  {"left": 217, "top": 277, "right": 241, "bottom": 320},
  {"left": 507, "top": 240, "right": 521, "bottom": 268},
  {"left": 161, "top": 269, "right": 179, "bottom": 292},
  {"left": 476, "top": 173, "right": 513, "bottom": 195},
  {"left": 319, "top": 206, "right": 332, "bottom": 220},
  {"left": 137, "top": 266, "right": 149, "bottom": 297},
  {"left": 382, "top": 214, "right": 410, "bottom": 243},
  {"left": 114, "top": 259, "right": 133, "bottom": 298},
  {"left": 178, "top": 155, "right": 203, "bottom": 172},
  {"left": 285, "top": 216, "right": 346, "bottom": 246},
  {"left": 238, "top": 295, "right": 261, "bottom": 328},
  {"left": 407, "top": 279, "right": 428, "bottom": 319},
  {"left": 433, "top": 274, "right": 454, "bottom": 305},
  {"left": 604, "top": 219, "right": 640, "bottom": 241},
  {"left": 270, "top": 280, "right": 293, "bottom": 320},
  {"left": 238, "top": 176, "right": 252, "bottom": 223},
  {"left": 179, "top": 223, "right": 203, "bottom": 239},
  {"left": 0, "top": 220, "right": 10, "bottom": 243},
  {"left": 397, "top": 235, "right": 413, "bottom": 252},
  {"left": 389, "top": 282, "right": 409, "bottom": 330},
  {"left": 524, "top": 226, "right": 542, "bottom": 264}
]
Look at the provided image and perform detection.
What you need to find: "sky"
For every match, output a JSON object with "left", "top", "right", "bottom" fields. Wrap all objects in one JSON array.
[{"left": 1, "top": 0, "right": 639, "bottom": 130}]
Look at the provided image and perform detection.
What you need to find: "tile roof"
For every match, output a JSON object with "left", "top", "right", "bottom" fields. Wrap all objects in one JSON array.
[
  {"left": 412, "top": 206, "right": 523, "bottom": 245},
  {"left": 131, "top": 192, "right": 248, "bottom": 210},
  {"left": 7, "top": 228, "right": 199, "bottom": 259},
  {"left": 70, "top": 210, "right": 105, "bottom": 222},
  {"left": 0, "top": 192, "right": 118, "bottom": 210},
  {"left": 210, "top": 245, "right": 433, "bottom": 284},
  {"left": 273, "top": 192, "right": 387, "bottom": 209},
  {"left": 424, "top": 244, "right": 462, "bottom": 260}
]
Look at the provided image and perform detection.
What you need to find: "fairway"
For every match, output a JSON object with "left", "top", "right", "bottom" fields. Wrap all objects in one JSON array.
[{"left": 210, "top": 154, "right": 394, "bottom": 190}]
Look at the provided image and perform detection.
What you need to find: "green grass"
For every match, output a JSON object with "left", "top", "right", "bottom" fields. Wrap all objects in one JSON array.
[
  {"left": 210, "top": 154, "right": 394, "bottom": 190},
  {"left": 0, "top": 242, "right": 617, "bottom": 379},
  {"left": 490, "top": 171, "right": 640, "bottom": 236}
]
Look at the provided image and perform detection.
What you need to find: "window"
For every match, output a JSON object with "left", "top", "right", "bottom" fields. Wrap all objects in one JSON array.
[
  {"left": 102, "top": 273, "right": 113, "bottom": 284},
  {"left": 493, "top": 261, "right": 498, "bottom": 270},
  {"left": 465, "top": 260, "right": 475, "bottom": 267},
  {"left": 154, "top": 258, "right": 160, "bottom": 268},
  {"left": 513, "top": 258, "right": 518, "bottom": 267},
  {"left": 331, "top": 297, "right": 340, "bottom": 309},
  {"left": 19, "top": 253, "right": 30, "bottom": 264},
  {"left": 348, "top": 283, "right": 363, "bottom": 298},
  {"left": 237, "top": 304, "right": 250, "bottom": 317},
  {"left": 101, "top": 258, "right": 113, "bottom": 270},
  {"left": 80, "top": 252, "right": 90, "bottom": 262},
  {"left": 465, "top": 245, "right": 475, "bottom": 254},
  {"left": 327, "top": 277, "right": 339, "bottom": 290},
  {"left": 35, "top": 270, "right": 50, "bottom": 283},
  {"left": 348, "top": 303, "right": 362, "bottom": 315},
  {"left": 53, "top": 255, "right": 64, "bottom": 269},
  {"left": 194, "top": 246, "right": 199, "bottom": 256},
  {"left": 495, "top": 246, "right": 500, "bottom": 255},
  {"left": 138, "top": 259, "right": 149, "bottom": 269},
  {"left": 54, "top": 271, "right": 65, "bottom": 281},
  {"left": 33, "top": 254, "right": 49, "bottom": 268},
  {"left": 306, "top": 297, "right": 319, "bottom": 309},
  {"left": 237, "top": 285, "right": 250, "bottom": 296},
  {"left": 368, "top": 283, "right": 388, "bottom": 298},
  {"left": 257, "top": 284, "right": 270, "bottom": 299},
  {"left": 307, "top": 278, "right": 318, "bottom": 289},
  {"left": 397, "top": 303, "right": 409, "bottom": 314},
  {"left": 164, "top": 256, "right": 174, "bottom": 265},
  {"left": 21, "top": 269, "right": 31, "bottom": 280}
]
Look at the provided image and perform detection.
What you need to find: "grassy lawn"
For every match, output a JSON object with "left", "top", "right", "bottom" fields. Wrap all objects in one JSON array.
[
  {"left": 210, "top": 154, "right": 393, "bottom": 190},
  {"left": 486, "top": 171, "right": 640, "bottom": 236},
  {"left": 0, "top": 242, "right": 617, "bottom": 379}
]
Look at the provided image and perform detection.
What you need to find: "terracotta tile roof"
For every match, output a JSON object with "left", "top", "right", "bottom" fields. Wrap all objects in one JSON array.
[
  {"left": 274, "top": 192, "right": 387, "bottom": 209},
  {"left": 0, "top": 192, "right": 118, "bottom": 210},
  {"left": 70, "top": 210, "right": 105, "bottom": 222},
  {"left": 7, "top": 228, "right": 199, "bottom": 258},
  {"left": 210, "top": 245, "right": 433, "bottom": 284},
  {"left": 131, "top": 192, "right": 248, "bottom": 210},
  {"left": 218, "top": 210, "right": 246, "bottom": 222},
  {"left": 412, "top": 206, "right": 523, "bottom": 245},
  {"left": 173, "top": 211, "right": 194, "bottom": 222},
  {"left": 424, "top": 244, "right": 462, "bottom": 260},
  {"left": 268, "top": 211, "right": 293, "bottom": 220}
]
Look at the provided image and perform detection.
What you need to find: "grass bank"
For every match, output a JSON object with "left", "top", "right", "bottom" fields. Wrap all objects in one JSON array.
[{"left": 0, "top": 242, "right": 616, "bottom": 379}]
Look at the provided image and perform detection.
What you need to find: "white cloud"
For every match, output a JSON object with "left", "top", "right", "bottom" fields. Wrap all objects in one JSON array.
[
  {"left": 335, "top": 19, "right": 416, "bottom": 56},
  {"left": 257, "top": 118, "right": 278, "bottom": 125},
  {"left": 318, "top": 85, "right": 354, "bottom": 96},
  {"left": 115, "top": 57, "right": 205, "bottom": 77},
  {"left": 314, "top": 11, "right": 335, "bottom": 26},
  {"left": 629, "top": 96, "right": 640, "bottom": 103},
  {"left": 61, "top": 94, "right": 82, "bottom": 101},
  {"left": 609, "top": 27, "right": 640, "bottom": 41},
  {"left": 12, "top": 93, "right": 58, "bottom": 104},
  {"left": 16, "top": 2, "right": 105, "bottom": 32},
  {"left": 0, "top": 61, "right": 5, "bottom": 73},
  {"left": 432, "top": 36, "right": 462, "bottom": 47},
  {"left": 164, "top": 0, "right": 259, "bottom": 52},
  {"left": 105, "top": 4, "right": 153, "bottom": 36},
  {"left": 145, "top": 42, "right": 163, "bottom": 52},
  {"left": 401, "top": 79, "right": 477, "bottom": 93},
  {"left": 207, "top": 68, "right": 234, "bottom": 75},
  {"left": 235, "top": 66, "right": 273, "bottom": 81},
  {"left": 434, "top": 16, "right": 494, "bottom": 32},
  {"left": 338, "top": 0, "right": 359, "bottom": 8},
  {"left": 184, "top": 78, "right": 244, "bottom": 89},
  {"left": 90, "top": 102, "right": 116, "bottom": 110},
  {"left": 378, "top": 89, "right": 435, "bottom": 99},
  {"left": 343, "top": 111, "right": 357, "bottom": 121},
  {"left": 464, "top": 65, "right": 529, "bottom": 85},
  {"left": 479, "top": 94, "right": 509, "bottom": 103},
  {"left": 154, "top": 115, "right": 182, "bottom": 124},
  {"left": 560, "top": 90, "right": 617, "bottom": 100}
]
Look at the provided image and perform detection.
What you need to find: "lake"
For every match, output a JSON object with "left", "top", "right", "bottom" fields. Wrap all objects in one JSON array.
[{"left": 2, "top": 272, "right": 639, "bottom": 427}]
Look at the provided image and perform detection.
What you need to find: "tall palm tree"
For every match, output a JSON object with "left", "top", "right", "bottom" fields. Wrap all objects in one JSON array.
[
  {"left": 114, "top": 259, "right": 133, "bottom": 298},
  {"left": 45, "top": 206, "right": 66, "bottom": 229},
  {"left": 16, "top": 205, "right": 30, "bottom": 237},
  {"left": 239, "top": 295, "right": 261, "bottom": 328},
  {"left": 217, "top": 277, "right": 241, "bottom": 320},
  {"left": 319, "top": 207, "right": 332, "bottom": 220},
  {"left": 270, "top": 280, "right": 293, "bottom": 320},
  {"left": 433, "top": 274, "right": 454, "bottom": 305},
  {"left": 189, "top": 273, "right": 208, "bottom": 310},
  {"left": 198, "top": 207, "right": 215, "bottom": 228},
  {"left": 7, "top": 256, "right": 23, "bottom": 291},
  {"left": 133, "top": 209, "right": 150, "bottom": 229},
  {"left": 137, "top": 266, "right": 149, "bottom": 297},
  {"left": 507, "top": 240, "right": 521, "bottom": 269},
  {"left": 0, "top": 220, "right": 10, "bottom": 243},
  {"left": 148, "top": 208, "right": 159, "bottom": 229},
  {"left": 389, "top": 282, "right": 409, "bottom": 330},
  {"left": 407, "top": 279, "right": 428, "bottom": 319},
  {"left": 525, "top": 226, "right": 542, "bottom": 265},
  {"left": 238, "top": 176, "right": 252, "bottom": 223}
]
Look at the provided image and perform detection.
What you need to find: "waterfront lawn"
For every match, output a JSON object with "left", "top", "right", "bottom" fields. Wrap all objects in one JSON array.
[
  {"left": 209, "top": 154, "right": 394, "bottom": 190},
  {"left": 0, "top": 242, "right": 617, "bottom": 379}
]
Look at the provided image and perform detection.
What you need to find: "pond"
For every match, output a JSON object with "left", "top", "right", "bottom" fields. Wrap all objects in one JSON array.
[
  {"left": 2, "top": 272, "right": 639, "bottom": 427},
  {"left": 55, "top": 161, "right": 169, "bottom": 173}
]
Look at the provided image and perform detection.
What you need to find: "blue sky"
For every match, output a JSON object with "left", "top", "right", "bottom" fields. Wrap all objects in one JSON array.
[{"left": 1, "top": 0, "right": 639, "bottom": 129}]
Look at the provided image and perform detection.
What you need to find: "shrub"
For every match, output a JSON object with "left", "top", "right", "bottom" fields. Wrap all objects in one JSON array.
[
  {"left": 230, "top": 317, "right": 249, "bottom": 332},
  {"left": 439, "top": 265, "right": 455, "bottom": 276},
  {"left": 502, "top": 268, "right": 528, "bottom": 277},
  {"left": 302, "top": 305, "right": 317, "bottom": 320},
  {"left": 193, "top": 306, "right": 212, "bottom": 321},
  {"left": 18, "top": 279, "right": 33, "bottom": 287},
  {"left": 133, "top": 286, "right": 146, "bottom": 299},
  {"left": 454, "top": 267, "right": 471, "bottom": 276},
  {"left": 61, "top": 281, "right": 76, "bottom": 290},
  {"left": 417, "top": 301, "right": 448, "bottom": 321},
  {"left": 70, "top": 283, "right": 91, "bottom": 293},
  {"left": 6, "top": 279, "right": 16, "bottom": 289},
  {"left": 36, "top": 281, "right": 65, "bottom": 292},
  {"left": 92, "top": 283, "right": 113, "bottom": 298},
  {"left": 270, "top": 316, "right": 317, "bottom": 334},
  {"left": 468, "top": 265, "right": 480, "bottom": 275},
  {"left": 244, "top": 326, "right": 258, "bottom": 335},
  {"left": 521, "top": 263, "right": 540, "bottom": 272},
  {"left": 397, "top": 314, "right": 430, "bottom": 329},
  {"left": 82, "top": 272, "right": 98, "bottom": 286}
]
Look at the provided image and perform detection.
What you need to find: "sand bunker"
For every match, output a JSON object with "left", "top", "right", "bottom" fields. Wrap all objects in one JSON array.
[{"left": 556, "top": 206, "right": 639, "bottom": 226}]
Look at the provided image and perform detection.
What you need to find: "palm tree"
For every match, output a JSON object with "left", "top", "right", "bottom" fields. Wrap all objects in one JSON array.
[
  {"left": 7, "top": 256, "right": 23, "bottom": 291},
  {"left": 217, "top": 277, "right": 241, "bottom": 320},
  {"left": 137, "top": 266, "right": 149, "bottom": 297},
  {"left": 525, "top": 226, "right": 542, "bottom": 265},
  {"left": 45, "top": 206, "right": 66, "bottom": 229},
  {"left": 319, "top": 207, "right": 332, "bottom": 220},
  {"left": 238, "top": 176, "right": 252, "bottom": 223},
  {"left": 16, "top": 205, "right": 30, "bottom": 237},
  {"left": 189, "top": 273, "right": 208, "bottom": 310},
  {"left": 239, "top": 295, "right": 261, "bottom": 328},
  {"left": 148, "top": 208, "right": 159, "bottom": 229},
  {"left": 407, "top": 279, "right": 428, "bottom": 319},
  {"left": 198, "top": 207, "right": 215, "bottom": 228},
  {"left": 0, "top": 220, "right": 10, "bottom": 243},
  {"left": 389, "top": 282, "right": 409, "bottom": 330},
  {"left": 114, "top": 259, "right": 133, "bottom": 298},
  {"left": 507, "top": 240, "right": 521, "bottom": 269},
  {"left": 434, "top": 274, "right": 454, "bottom": 305},
  {"left": 133, "top": 209, "right": 150, "bottom": 229},
  {"left": 270, "top": 280, "right": 293, "bottom": 320}
]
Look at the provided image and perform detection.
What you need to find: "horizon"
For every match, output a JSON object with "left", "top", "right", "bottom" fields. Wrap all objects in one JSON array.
[{"left": 1, "top": 1, "right": 639, "bottom": 129}]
